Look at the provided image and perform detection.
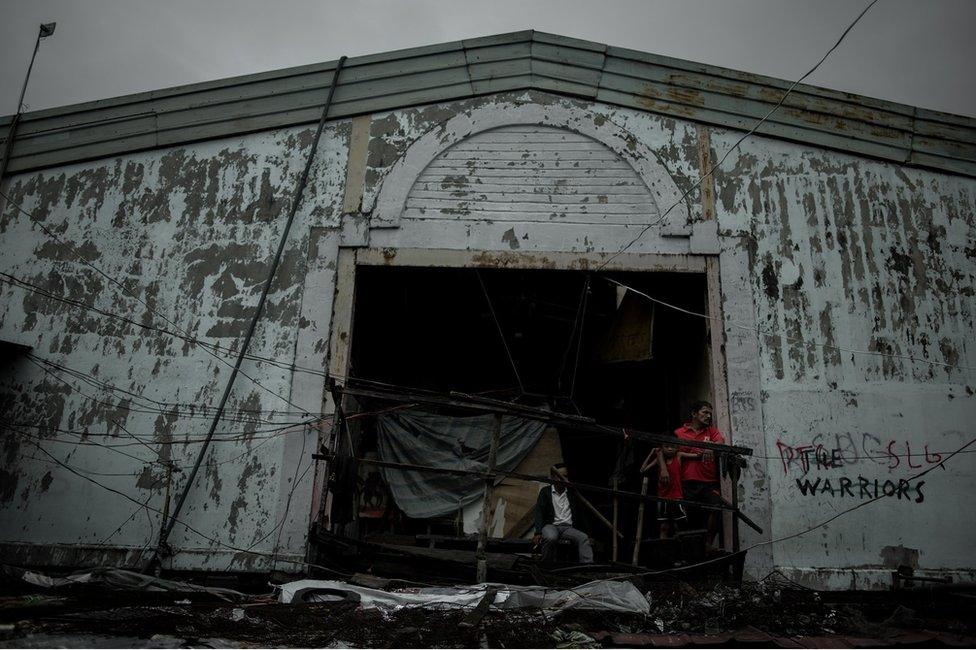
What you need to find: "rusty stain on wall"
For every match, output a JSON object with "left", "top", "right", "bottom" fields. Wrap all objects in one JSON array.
[
  {"left": 0, "top": 84, "right": 972, "bottom": 590},
  {"left": 0, "top": 120, "right": 349, "bottom": 569}
]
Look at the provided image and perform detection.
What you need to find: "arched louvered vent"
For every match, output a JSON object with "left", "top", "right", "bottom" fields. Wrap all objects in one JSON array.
[{"left": 404, "top": 125, "right": 660, "bottom": 225}]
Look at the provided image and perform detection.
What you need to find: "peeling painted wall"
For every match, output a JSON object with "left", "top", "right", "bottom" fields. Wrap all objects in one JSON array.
[
  {"left": 1, "top": 87, "right": 972, "bottom": 587},
  {"left": 710, "top": 132, "right": 976, "bottom": 589},
  {"left": 0, "top": 122, "right": 348, "bottom": 571}
]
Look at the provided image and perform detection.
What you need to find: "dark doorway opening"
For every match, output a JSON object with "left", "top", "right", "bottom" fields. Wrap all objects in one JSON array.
[{"left": 338, "top": 265, "right": 712, "bottom": 560}]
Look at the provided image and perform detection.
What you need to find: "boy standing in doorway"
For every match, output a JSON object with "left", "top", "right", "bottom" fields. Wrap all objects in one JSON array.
[{"left": 641, "top": 443, "right": 689, "bottom": 538}]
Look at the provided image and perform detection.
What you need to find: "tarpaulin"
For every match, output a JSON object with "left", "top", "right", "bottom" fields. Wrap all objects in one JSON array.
[
  {"left": 277, "top": 579, "right": 651, "bottom": 615},
  {"left": 2, "top": 565, "right": 244, "bottom": 601},
  {"left": 375, "top": 409, "right": 547, "bottom": 518}
]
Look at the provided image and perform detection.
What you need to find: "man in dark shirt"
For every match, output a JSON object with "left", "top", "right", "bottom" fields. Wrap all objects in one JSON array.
[{"left": 532, "top": 464, "right": 593, "bottom": 564}]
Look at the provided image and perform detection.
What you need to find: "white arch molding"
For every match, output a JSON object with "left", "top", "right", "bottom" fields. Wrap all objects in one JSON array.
[{"left": 367, "top": 100, "right": 691, "bottom": 234}]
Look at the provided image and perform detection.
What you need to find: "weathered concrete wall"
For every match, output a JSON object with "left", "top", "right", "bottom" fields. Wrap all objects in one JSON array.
[
  {"left": 711, "top": 133, "right": 976, "bottom": 589},
  {"left": 357, "top": 90, "right": 975, "bottom": 586},
  {"left": 1, "top": 87, "right": 972, "bottom": 586},
  {"left": 0, "top": 122, "right": 348, "bottom": 571}
]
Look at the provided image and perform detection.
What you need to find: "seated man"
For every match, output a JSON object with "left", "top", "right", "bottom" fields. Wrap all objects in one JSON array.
[{"left": 532, "top": 464, "right": 593, "bottom": 564}]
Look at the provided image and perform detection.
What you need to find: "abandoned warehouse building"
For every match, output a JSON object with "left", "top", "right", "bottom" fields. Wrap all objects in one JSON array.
[{"left": 0, "top": 31, "right": 974, "bottom": 592}]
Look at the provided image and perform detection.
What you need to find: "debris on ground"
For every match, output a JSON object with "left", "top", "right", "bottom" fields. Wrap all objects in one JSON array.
[
  {"left": 2, "top": 568, "right": 975, "bottom": 647},
  {"left": 278, "top": 578, "right": 650, "bottom": 614}
]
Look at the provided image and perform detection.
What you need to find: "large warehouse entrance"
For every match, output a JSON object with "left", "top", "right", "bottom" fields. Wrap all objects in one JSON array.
[{"left": 317, "top": 255, "right": 729, "bottom": 571}]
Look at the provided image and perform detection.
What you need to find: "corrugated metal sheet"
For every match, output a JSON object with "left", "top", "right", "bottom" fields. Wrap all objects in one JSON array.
[
  {"left": 405, "top": 125, "right": 658, "bottom": 224},
  {"left": 1, "top": 31, "right": 973, "bottom": 178}
]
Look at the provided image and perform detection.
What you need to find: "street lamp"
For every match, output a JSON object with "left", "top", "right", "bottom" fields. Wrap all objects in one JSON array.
[{"left": 0, "top": 22, "right": 57, "bottom": 183}]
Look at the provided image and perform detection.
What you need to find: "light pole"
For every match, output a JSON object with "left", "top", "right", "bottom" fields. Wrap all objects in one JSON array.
[{"left": 0, "top": 22, "right": 56, "bottom": 185}]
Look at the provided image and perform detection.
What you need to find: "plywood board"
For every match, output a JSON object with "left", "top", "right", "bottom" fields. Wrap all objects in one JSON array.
[{"left": 493, "top": 427, "right": 564, "bottom": 537}]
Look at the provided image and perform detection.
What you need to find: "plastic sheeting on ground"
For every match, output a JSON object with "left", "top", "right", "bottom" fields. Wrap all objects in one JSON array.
[
  {"left": 2, "top": 565, "right": 244, "bottom": 601},
  {"left": 375, "top": 409, "right": 547, "bottom": 518},
  {"left": 277, "top": 579, "right": 650, "bottom": 615}
]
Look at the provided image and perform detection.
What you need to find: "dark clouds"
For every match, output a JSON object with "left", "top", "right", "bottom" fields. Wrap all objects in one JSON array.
[{"left": 1, "top": 0, "right": 974, "bottom": 117}]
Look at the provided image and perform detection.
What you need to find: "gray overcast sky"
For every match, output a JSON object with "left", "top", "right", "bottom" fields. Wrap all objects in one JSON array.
[{"left": 1, "top": 0, "right": 974, "bottom": 118}]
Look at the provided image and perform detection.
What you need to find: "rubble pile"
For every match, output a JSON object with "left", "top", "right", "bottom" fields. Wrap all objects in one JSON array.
[
  {"left": 646, "top": 577, "right": 848, "bottom": 636},
  {"left": 3, "top": 569, "right": 975, "bottom": 648}
]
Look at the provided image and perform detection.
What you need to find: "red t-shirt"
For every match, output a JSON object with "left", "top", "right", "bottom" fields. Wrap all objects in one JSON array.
[
  {"left": 675, "top": 424, "right": 725, "bottom": 483},
  {"left": 658, "top": 454, "right": 683, "bottom": 500}
]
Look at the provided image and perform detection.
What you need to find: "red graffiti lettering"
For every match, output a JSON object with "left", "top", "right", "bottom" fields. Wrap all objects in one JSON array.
[
  {"left": 886, "top": 440, "right": 900, "bottom": 471},
  {"left": 776, "top": 439, "right": 794, "bottom": 475}
]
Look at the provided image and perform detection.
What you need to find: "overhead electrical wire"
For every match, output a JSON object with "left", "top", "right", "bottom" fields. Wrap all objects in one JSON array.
[
  {"left": 618, "top": 434, "right": 976, "bottom": 580},
  {"left": 3, "top": 420, "right": 319, "bottom": 447},
  {"left": 0, "top": 271, "right": 332, "bottom": 385},
  {"left": 596, "top": 0, "right": 880, "bottom": 271},
  {"left": 21, "top": 441, "right": 351, "bottom": 578},
  {"left": 0, "top": 193, "right": 309, "bottom": 417},
  {"left": 147, "top": 55, "right": 350, "bottom": 573},
  {"left": 602, "top": 276, "right": 973, "bottom": 372},
  {"left": 2, "top": 0, "right": 966, "bottom": 575},
  {"left": 17, "top": 416, "right": 974, "bottom": 587},
  {"left": 24, "top": 353, "right": 308, "bottom": 426}
]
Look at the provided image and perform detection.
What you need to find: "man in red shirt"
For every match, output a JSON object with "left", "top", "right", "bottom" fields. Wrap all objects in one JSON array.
[{"left": 666, "top": 400, "right": 725, "bottom": 549}]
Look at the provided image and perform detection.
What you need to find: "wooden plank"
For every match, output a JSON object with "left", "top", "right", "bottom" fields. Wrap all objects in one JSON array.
[
  {"left": 612, "top": 477, "right": 619, "bottom": 562},
  {"left": 407, "top": 192, "right": 654, "bottom": 205},
  {"left": 599, "top": 70, "right": 914, "bottom": 149},
  {"left": 532, "top": 42, "right": 606, "bottom": 69},
  {"left": 531, "top": 75, "right": 599, "bottom": 100},
  {"left": 913, "top": 119, "right": 976, "bottom": 146},
  {"left": 411, "top": 182, "right": 648, "bottom": 194},
  {"left": 353, "top": 247, "right": 707, "bottom": 273},
  {"left": 462, "top": 31, "right": 534, "bottom": 49},
  {"left": 594, "top": 87, "right": 912, "bottom": 164},
  {"left": 458, "top": 586, "right": 499, "bottom": 628},
  {"left": 451, "top": 141, "right": 614, "bottom": 152},
  {"left": 603, "top": 55, "right": 915, "bottom": 131},
  {"left": 532, "top": 58, "right": 603, "bottom": 85},
  {"left": 632, "top": 477, "right": 649, "bottom": 565},
  {"left": 4, "top": 29, "right": 973, "bottom": 179},
  {"left": 420, "top": 167, "right": 636, "bottom": 178},
  {"left": 404, "top": 199, "right": 658, "bottom": 214},
  {"left": 605, "top": 41, "right": 917, "bottom": 117},
  {"left": 400, "top": 209, "right": 657, "bottom": 224},
  {"left": 911, "top": 135, "right": 976, "bottom": 162},
  {"left": 698, "top": 124, "right": 735, "bottom": 554},
  {"left": 426, "top": 160, "right": 634, "bottom": 171},
  {"left": 469, "top": 77, "right": 534, "bottom": 96},
  {"left": 12, "top": 114, "right": 158, "bottom": 156},
  {"left": 468, "top": 59, "right": 533, "bottom": 82},
  {"left": 438, "top": 150, "right": 622, "bottom": 161},
  {"left": 476, "top": 413, "right": 503, "bottom": 583},
  {"left": 491, "top": 427, "right": 563, "bottom": 537},
  {"left": 533, "top": 31, "right": 607, "bottom": 54},
  {"left": 329, "top": 66, "right": 473, "bottom": 102}
]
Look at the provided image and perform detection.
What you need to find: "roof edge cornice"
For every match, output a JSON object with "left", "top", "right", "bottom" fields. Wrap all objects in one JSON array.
[{"left": 1, "top": 30, "right": 973, "bottom": 178}]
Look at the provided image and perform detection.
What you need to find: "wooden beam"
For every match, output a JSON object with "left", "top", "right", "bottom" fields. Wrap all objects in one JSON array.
[
  {"left": 322, "top": 454, "right": 743, "bottom": 514},
  {"left": 632, "top": 477, "right": 649, "bottom": 565},
  {"left": 611, "top": 477, "right": 619, "bottom": 562},
  {"left": 339, "top": 378, "right": 753, "bottom": 456},
  {"left": 476, "top": 413, "right": 502, "bottom": 583}
]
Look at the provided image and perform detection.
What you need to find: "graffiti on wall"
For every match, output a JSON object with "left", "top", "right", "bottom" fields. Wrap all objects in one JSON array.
[{"left": 775, "top": 434, "right": 943, "bottom": 503}]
